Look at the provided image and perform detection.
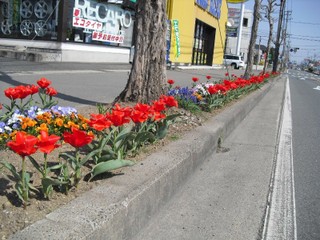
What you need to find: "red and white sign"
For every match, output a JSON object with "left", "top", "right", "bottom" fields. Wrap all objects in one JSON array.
[
  {"left": 72, "top": 8, "right": 103, "bottom": 31},
  {"left": 92, "top": 31, "right": 124, "bottom": 44}
]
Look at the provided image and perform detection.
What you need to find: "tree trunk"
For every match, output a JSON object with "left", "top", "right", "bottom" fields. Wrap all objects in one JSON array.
[
  {"left": 263, "top": 22, "right": 273, "bottom": 74},
  {"left": 244, "top": 0, "right": 261, "bottom": 79},
  {"left": 114, "top": 0, "right": 167, "bottom": 104},
  {"left": 272, "top": 0, "right": 286, "bottom": 73},
  {"left": 263, "top": 0, "right": 275, "bottom": 74}
]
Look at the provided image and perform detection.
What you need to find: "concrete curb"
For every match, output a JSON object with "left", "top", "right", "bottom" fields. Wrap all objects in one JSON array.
[{"left": 10, "top": 76, "right": 282, "bottom": 240}]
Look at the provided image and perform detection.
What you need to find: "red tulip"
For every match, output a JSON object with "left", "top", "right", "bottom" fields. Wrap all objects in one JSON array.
[
  {"left": 36, "top": 131, "right": 60, "bottom": 154},
  {"left": 152, "top": 99, "right": 166, "bottom": 112},
  {"left": 45, "top": 87, "right": 58, "bottom": 96},
  {"left": 4, "top": 87, "right": 19, "bottom": 100},
  {"left": 37, "top": 77, "right": 51, "bottom": 89},
  {"left": 112, "top": 103, "right": 132, "bottom": 117},
  {"left": 130, "top": 110, "right": 149, "bottom": 123},
  {"left": 134, "top": 103, "right": 151, "bottom": 112},
  {"left": 152, "top": 111, "right": 166, "bottom": 121},
  {"left": 29, "top": 84, "right": 39, "bottom": 95},
  {"left": 208, "top": 85, "right": 218, "bottom": 95},
  {"left": 167, "top": 79, "right": 175, "bottom": 85},
  {"left": 206, "top": 75, "right": 212, "bottom": 80},
  {"left": 88, "top": 114, "right": 112, "bottom": 131},
  {"left": 7, "top": 131, "right": 38, "bottom": 157},
  {"left": 63, "top": 127, "right": 94, "bottom": 148},
  {"left": 160, "top": 95, "right": 178, "bottom": 108},
  {"left": 18, "top": 85, "right": 32, "bottom": 99},
  {"left": 192, "top": 77, "right": 199, "bottom": 82},
  {"left": 106, "top": 110, "right": 131, "bottom": 126}
]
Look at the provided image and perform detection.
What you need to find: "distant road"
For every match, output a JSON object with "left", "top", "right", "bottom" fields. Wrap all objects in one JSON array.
[{"left": 0, "top": 57, "right": 262, "bottom": 109}]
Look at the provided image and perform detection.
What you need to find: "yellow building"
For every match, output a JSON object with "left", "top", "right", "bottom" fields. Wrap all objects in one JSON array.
[{"left": 166, "top": 0, "right": 228, "bottom": 66}]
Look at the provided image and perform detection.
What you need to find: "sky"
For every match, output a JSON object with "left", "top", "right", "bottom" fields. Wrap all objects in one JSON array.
[{"left": 228, "top": 0, "right": 320, "bottom": 64}]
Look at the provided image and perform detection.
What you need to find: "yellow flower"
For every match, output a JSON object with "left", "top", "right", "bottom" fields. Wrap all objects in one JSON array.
[
  {"left": 20, "top": 117, "right": 36, "bottom": 130},
  {"left": 54, "top": 118, "right": 64, "bottom": 127},
  {"left": 64, "top": 121, "right": 78, "bottom": 129},
  {"left": 195, "top": 93, "right": 203, "bottom": 101},
  {"left": 37, "top": 123, "right": 49, "bottom": 132}
]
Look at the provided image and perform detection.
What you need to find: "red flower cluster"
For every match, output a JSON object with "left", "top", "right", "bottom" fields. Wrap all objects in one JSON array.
[
  {"left": 88, "top": 96, "right": 178, "bottom": 130},
  {"left": 7, "top": 131, "right": 61, "bottom": 157},
  {"left": 4, "top": 77, "right": 58, "bottom": 100},
  {"left": 4, "top": 85, "right": 39, "bottom": 100},
  {"left": 37, "top": 78, "right": 57, "bottom": 96},
  {"left": 207, "top": 73, "right": 270, "bottom": 95}
]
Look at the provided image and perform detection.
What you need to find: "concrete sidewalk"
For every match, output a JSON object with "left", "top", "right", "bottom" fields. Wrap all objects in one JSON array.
[
  {"left": 9, "top": 75, "right": 285, "bottom": 240},
  {"left": 133, "top": 75, "right": 286, "bottom": 240}
]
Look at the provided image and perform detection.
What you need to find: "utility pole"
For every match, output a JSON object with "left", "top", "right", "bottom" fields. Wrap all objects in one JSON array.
[
  {"left": 256, "top": 36, "right": 261, "bottom": 70},
  {"left": 236, "top": 3, "right": 245, "bottom": 56},
  {"left": 272, "top": 0, "right": 286, "bottom": 73},
  {"left": 280, "top": 10, "right": 291, "bottom": 70}
]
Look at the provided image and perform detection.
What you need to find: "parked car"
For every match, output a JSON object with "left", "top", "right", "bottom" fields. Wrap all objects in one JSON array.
[{"left": 223, "top": 54, "right": 245, "bottom": 69}]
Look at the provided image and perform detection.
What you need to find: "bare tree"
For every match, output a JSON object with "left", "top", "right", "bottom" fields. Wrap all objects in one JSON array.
[
  {"left": 244, "top": 0, "right": 262, "bottom": 79},
  {"left": 272, "top": 0, "right": 286, "bottom": 73},
  {"left": 262, "top": 0, "right": 276, "bottom": 73},
  {"left": 114, "top": 0, "right": 167, "bottom": 104}
]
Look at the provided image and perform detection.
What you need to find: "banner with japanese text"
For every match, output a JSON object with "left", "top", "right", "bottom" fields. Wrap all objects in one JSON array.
[{"left": 172, "top": 20, "right": 181, "bottom": 59}]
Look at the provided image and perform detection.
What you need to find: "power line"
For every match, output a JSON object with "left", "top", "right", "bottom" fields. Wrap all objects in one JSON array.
[
  {"left": 291, "top": 21, "right": 320, "bottom": 25},
  {"left": 290, "top": 36, "right": 320, "bottom": 42},
  {"left": 289, "top": 34, "right": 320, "bottom": 39}
]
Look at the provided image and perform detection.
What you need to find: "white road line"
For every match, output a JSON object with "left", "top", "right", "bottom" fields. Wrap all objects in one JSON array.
[{"left": 264, "top": 77, "right": 297, "bottom": 240}]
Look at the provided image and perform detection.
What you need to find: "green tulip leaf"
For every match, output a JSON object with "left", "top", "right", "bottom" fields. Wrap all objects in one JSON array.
[
  {"left": 1, "top": 161, "right": 21, "bottom": 180},
  {"left": 89, "top": 159, "right": 135, "bottom": 181}
]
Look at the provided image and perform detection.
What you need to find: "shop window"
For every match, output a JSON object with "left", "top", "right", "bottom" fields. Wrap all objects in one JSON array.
[
  {"left": 0, "top": 0, "right": 59, "bottom": 40},
  {"left": 65, "top": 0, "right": 134, "bottom": 48}
]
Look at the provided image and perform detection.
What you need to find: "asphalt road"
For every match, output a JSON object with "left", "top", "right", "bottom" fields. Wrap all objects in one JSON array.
[
  {"left": 288, "top": 69, "right": 320, "bottom": 240},
  {"left": 0, "top": 57, "right": 262, "bottom": 109}
]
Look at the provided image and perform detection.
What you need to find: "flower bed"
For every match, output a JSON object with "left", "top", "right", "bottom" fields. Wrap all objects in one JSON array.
[
  {"left": 0, "top": 72, "right": 279, "bottom": 206},
  {"left": 0, "top": 78, "right": 180, "bottom": 208},
  {"left": 0, "top": 71, "right": 279, "bottom": 238}
]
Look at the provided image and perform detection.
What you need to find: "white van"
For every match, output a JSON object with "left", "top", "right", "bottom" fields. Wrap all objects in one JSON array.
[{"left": 223, "top": 54, "right": 245, "bottom": 69}]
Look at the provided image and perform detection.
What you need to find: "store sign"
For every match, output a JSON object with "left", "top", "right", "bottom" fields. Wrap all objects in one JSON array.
[
  {"left": 195, "top": 0, "right": 209, "bottom": 10},
  {"left": 73, "top": 0, "right": 133, "bottom": 43},
  {"left": 228, "top": 7, "right": 241, "bottom": 27},
  {"left": 226, "top": 26, "right": 237, "bottom": 37},
  {"left": 92, "top": 31, "right": 124, "bottom": 43},
  {"left": 209, "top": 0, "right": 222, "bottom": 18},
  {"left": 172, "top": 20, "right": 181, "bottom": 59},
  {"left": 73, "top": 9, "right": 104, "bottom": 31}
]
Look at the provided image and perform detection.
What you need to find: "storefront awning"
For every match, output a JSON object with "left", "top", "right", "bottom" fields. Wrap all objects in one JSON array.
[{"left": 227, "top": 0, "right": 249, "bottom": 3}]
